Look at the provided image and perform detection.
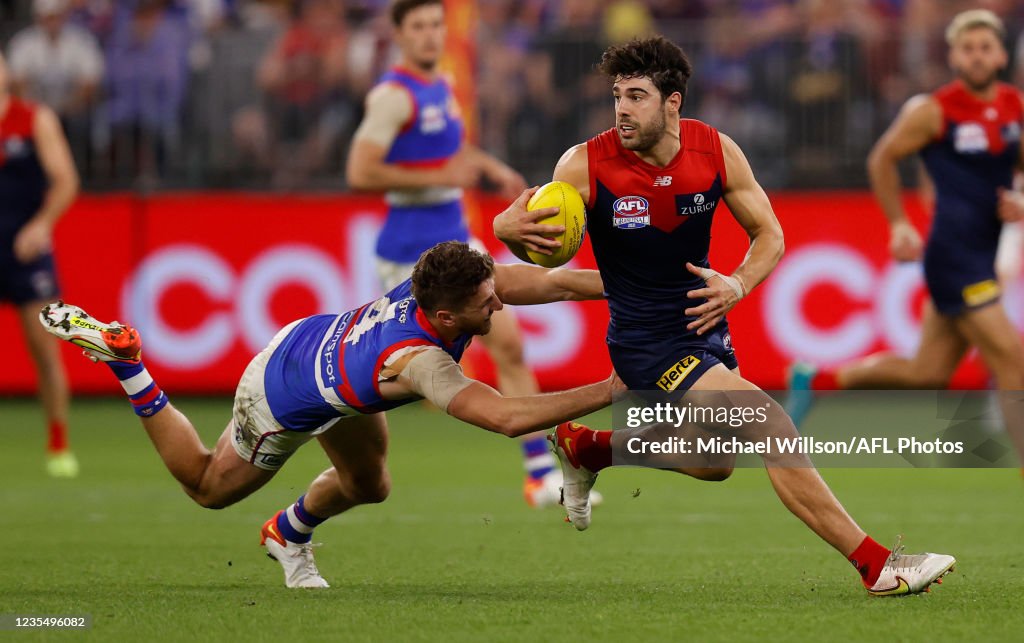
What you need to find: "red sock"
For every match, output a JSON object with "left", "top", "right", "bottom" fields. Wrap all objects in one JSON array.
[
  {"left": 577, "top": 428, "right": 613, "bottom": 472},
  {"left": 811, "top": 370, "right": 840, "bottom": 390},
  {"left": 848, "top": 536, "right": 891, "bottom": 587},
  {"left": 47, "top": 420, "right": 68, "bottom": 453}
]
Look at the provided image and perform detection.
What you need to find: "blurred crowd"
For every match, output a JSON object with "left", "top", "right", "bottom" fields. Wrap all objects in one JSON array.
[{"left": 1, "top": 0, "right": 1023, "bottom": 190}]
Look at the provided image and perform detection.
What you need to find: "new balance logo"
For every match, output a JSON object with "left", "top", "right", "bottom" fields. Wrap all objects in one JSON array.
[{"left": 653, "top": 176, "right": 673, "bottom": 187}]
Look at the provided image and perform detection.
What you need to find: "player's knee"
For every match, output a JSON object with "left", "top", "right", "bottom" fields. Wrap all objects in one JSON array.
[
  {"left": 186, "top": 484, "right": 241, "bottom": 510},
  {"left": 696, "top": 467, "right": 734, "bottom": 482},
  {"left": 351, "top": 471, "right": 391, "bottom": 505},
  {"left": 191, "top": 491, "right": 232, "bottom": 510}
]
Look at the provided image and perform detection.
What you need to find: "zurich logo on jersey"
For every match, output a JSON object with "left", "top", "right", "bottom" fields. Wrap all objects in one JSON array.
[
  {"left": 1002, "top": 121, "right": 1021, "bottom": 144},
  {"left": 676, "top": 191, "right": 719, "bottom": 217},
  {"left": 612, "top": 196, "right": 650, "bottom": 229}
]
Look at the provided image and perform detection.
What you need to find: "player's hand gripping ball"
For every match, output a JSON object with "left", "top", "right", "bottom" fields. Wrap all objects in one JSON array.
[{"left": 526, "top": 181, "right": 587, "bottom": 268}]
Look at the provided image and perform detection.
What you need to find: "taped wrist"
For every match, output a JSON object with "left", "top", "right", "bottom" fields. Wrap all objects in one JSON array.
[{"left": 694, "top": 266, "right": 747, "bottom": 300}]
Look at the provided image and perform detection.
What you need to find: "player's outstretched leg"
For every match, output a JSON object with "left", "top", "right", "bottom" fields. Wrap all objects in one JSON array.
[
  {"left": 554, "top": 364, "right": 956, "bottom": 594},
  {"left": 260, "top": 413, "right": 392, "bottom": 589},
  {"left": 39, "top": 301, "right": 274, "bottom": 508}
]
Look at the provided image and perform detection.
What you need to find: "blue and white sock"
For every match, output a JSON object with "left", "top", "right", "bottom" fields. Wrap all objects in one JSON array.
[
  {"left": 523, "top": 435, "right": 556, "bottom": 480},
  {"left": 276, "top": 495, "right": 328, "bottom": 544},
  {"left": 107, "top": 361, "right": 169, "bottom": 417}
]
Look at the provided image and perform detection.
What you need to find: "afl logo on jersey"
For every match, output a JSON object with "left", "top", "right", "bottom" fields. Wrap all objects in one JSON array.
[
  {"left": 612, "top": 196, "right": 650, "bottom": 229},
  {"left": 3, "top": 136, "right": 28, "bottom": 158},
  {"left": 953, "top": 122, "right": 989, "bottom": 153}
]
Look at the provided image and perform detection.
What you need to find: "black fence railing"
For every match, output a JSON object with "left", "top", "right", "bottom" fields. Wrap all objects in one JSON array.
[{"left": 4, "top": 14, "right": 1019, "bottom": 192}]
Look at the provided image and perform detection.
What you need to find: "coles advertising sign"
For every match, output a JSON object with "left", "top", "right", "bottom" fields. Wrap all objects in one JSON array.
[{"left": 1, "top": 192, "right": 1017, "bottom": 395}]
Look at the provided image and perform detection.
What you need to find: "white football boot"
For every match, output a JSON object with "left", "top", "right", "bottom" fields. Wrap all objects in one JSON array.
[
  {"left": 525, "top": 469, "right": 603, "bottom": 509},
  {"left": 549, "top": 422, "right": 600, "bottom": 531},
  {"left": 867, "top": 536, "right": 956, "bottom": 596},
  {"left": 39, "top": 301, "right": 141, "bottom": 363},
  {"left": 261, "top": 512, "right": 330, "bottom": 589}
]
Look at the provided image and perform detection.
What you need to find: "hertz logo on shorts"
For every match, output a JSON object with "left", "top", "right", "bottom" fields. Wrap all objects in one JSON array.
[
  {"left": 657, "top": 355, "right": 701, "bottom": 392},
  {"left": 962, "top": 280, "right": 1001, "bottom": 307}
]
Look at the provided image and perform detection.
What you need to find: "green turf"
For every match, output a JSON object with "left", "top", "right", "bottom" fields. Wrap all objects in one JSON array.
[{"left": 1, "top": 397, "right": 1021, "bottom": 642}]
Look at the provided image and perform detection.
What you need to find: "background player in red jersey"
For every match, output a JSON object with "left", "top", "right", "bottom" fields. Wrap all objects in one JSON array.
[
  {"left": 346, "top": 0, "right": 575, "bottom": 508},
  {"left": 786, "top": 10, "right": 1024, "bottom": 459},
  {"left": 494, "top": 36, "right": 955, "bottom": 596},
  {"left": 0, "top": 51, "right": 81, "bottom": 477}
]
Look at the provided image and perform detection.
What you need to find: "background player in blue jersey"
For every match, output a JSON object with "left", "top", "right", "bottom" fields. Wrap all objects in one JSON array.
[
  {"left": 346, "top": 0, "right": 569, "bottom": 508},
  {"left": 41, "top": 229, "right": 623, "bottom": 589},
  {"left": 494, "top": 36, "right": 955, "bottom": 596},
  {"left": 786, "top": 10, "right": 1024, "bottom": 460},
  {"left": 0, "top": 52, "right": 81, "bottom": 477}
]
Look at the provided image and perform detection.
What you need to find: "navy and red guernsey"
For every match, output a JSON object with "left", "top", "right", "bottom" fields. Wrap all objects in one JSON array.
[
  {"left": 0, "top": 97, "right": 60, "bottom": 305},
  {"left": 919, "top": 80, "right": 1023, "bottom": 315},
  {"left": 586, "top": 119, "right": 738, "bottom": 392},
  {"left": 0, "top": 97, "right": 47, "bottom": 239}
]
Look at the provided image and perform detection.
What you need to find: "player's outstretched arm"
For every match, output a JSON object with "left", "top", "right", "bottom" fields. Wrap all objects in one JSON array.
[
  {"left": 446, "top": 377, "right": 622, "bottom": 438},
  {"left": 867, "top": 94, "right": 941, "bottom": 261},
  {"left": 492, "top": 263, "right": 603, "bottom": 305},
  {"left": 684, "top": 134, "right": 784, "bottom": 335},
  {"left": 346, "top": 83, "right": 479, "bottom": 191},
  {"left": 392, "top": 349, "right": 622, "bottom": 438}
]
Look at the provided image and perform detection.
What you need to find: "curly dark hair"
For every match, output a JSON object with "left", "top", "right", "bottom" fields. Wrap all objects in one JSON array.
[
  {"left": 389, "top": 0, "right": 443, "bottom": 27},
  {"left": 598, "top": 36, "right": 693, "bottom": 106},
  {"left": 411, "top": 242, "right": 495, "bottom": 313}
]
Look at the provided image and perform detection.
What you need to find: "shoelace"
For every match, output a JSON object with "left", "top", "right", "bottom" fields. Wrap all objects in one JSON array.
[
  {"left": 292, "top": 542, "right": 323, "bottom": 578},
  {"left": 886, "top": 535, "right": 928, "bottom": 573}
]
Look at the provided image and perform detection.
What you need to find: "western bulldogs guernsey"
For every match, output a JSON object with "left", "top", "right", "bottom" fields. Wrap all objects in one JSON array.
[
  {"left": 262, "top": 279, "right": 473, "bottom": 431},
  {"left": 587, "top": 119, "right": 737, "bottom": 391},
  {"left": 919, "top": 80, "right": 1023, "bottom": 315},
  {"left": 376, "top": 67, "right": 467, "bottom": 263}
]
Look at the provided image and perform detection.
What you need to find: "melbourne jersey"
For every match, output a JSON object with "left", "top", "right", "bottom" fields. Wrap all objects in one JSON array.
[
  {"left": 375, "top": 67, "right": 467, "bottom": 263},
  {"left": 0, "top": 98, "right": 46, "bottom": 238},
  {"left": 919, "top": 80, "right": 1023, "bottom": 312},
  {"left": 587, "top": 119, "right": 728, "bottom": 339},
  {"left": 262, "top": 280, "right": 473, "bottom": 431}
]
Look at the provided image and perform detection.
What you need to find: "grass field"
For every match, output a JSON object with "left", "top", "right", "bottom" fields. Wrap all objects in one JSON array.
[{"left": 1, "top": 396, "right": 1022, "bottom": 642}]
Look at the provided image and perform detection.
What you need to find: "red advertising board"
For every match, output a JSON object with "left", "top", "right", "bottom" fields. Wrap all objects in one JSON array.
[{"left": 1, "top": 192, "right": 1015, "bottom": 395}]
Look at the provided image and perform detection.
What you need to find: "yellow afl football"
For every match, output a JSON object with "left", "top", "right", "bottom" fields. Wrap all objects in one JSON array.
[{"left": 525, "top": 181, "right": 587, "bottom": 268}]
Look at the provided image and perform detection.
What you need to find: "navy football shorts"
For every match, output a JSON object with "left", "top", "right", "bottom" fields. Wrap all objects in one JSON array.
[
  {"left": 607, "top": 320, "right": 739, "bottom": 392},
  {"left": 0, "top": 250, "right": 61, "bottom": 305},
  {"left": 923, "top": 243, "right": 1000, "bottom": 316}
]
